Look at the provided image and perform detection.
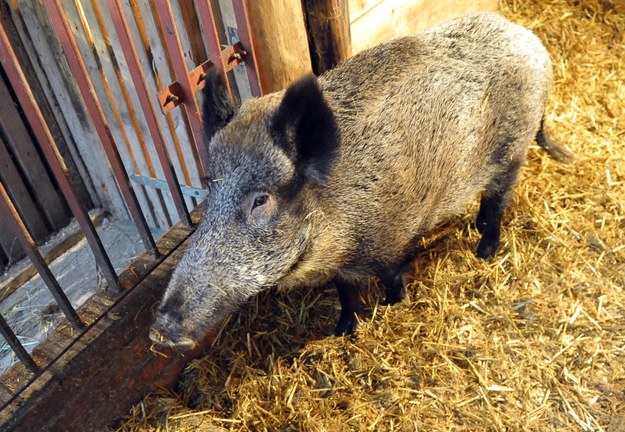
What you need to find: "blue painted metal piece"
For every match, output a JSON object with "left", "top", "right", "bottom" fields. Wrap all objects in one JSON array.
[{"left": 129, "top": 174, "right": 208, "bottom": 199}]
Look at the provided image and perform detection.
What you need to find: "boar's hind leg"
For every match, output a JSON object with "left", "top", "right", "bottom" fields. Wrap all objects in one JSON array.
[
  {"left": 334, "top": 277, "right": 362, "bottom": 336},
  {"left": 475, "top": 158, "right": 523, "bottom": 260}
]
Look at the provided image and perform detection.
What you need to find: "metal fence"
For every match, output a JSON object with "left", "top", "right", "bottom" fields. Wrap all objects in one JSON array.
[{"left": 0, "top": 0, "right": 260, "bottom": 403}]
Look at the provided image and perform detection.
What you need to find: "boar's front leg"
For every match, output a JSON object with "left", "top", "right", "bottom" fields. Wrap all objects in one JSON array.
[
  {"left": 379, "top": 259, "right": 413, "bottom": 305},
  {"left": 334, "top": 277, "right": 362, "bottom": 336},
  {"left": 380, "top": 276, "right": 406, "bottom": 305},
  {"left": 334, "top": 262, "right": 412, "bottom": 335}
]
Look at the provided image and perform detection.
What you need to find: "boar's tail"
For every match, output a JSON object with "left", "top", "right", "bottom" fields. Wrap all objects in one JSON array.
[{"left": 536, "top": 118, "right": 575, "bottom": 163}]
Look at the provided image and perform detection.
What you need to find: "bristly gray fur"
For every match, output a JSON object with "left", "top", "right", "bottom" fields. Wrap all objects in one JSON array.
[{"left": 150, "top": 12, "right": 563, "bottom": 348}]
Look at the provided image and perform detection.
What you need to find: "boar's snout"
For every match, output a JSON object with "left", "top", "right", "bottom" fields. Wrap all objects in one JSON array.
[{"left": 149, "top": 317, "right": 197, "bottom": 352}]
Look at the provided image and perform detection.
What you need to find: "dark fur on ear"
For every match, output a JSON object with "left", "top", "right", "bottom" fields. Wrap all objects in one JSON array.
[
  {"left": 202, "top": 68, "right": 235, "bottom": 140},
  {"left": 270, "top": 74, "right": 339, "bottom": 183}
]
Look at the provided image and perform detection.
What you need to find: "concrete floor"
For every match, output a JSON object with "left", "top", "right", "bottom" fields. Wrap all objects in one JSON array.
[{"left": 0, "top": 217, "right": 165, "bottom": 374}]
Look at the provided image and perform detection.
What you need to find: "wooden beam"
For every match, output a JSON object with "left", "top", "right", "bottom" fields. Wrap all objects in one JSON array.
[
  {"left": 0, "top": 136, "right": 49, "bottom": 246},
  {"left": 244, "top": 0, "right": 312, "bottom": 93},
  {"left": 0, "top": 210, "right": 106, "bottom": 304},
  {"left": 303, "top": 0, "right": 352, "bottom": 75}
]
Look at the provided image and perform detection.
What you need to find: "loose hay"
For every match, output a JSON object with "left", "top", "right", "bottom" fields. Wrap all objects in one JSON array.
[{"left": 118, "top": 1, "right": 625, "bottom": 430}]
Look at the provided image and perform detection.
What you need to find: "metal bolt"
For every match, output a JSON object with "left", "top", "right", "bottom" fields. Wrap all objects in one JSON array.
[
  {"left": 164, "top": 94, "right": 179, "bottom": 105},
  {"left": 229, "top": 52, "right": 243, "bottom": 63}
]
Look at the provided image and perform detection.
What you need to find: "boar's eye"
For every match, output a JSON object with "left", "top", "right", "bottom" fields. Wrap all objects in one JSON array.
[
  {"left": 252, "top": 194, "right": 268, "bottom": 210},
  {"left": 246, "top": 192, "right": 276, "bottom": 222}
]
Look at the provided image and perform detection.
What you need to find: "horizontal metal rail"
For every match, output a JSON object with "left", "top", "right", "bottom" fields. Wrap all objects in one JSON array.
[{"left": 156, "top": 42, "right": 248, "bottom": 113}]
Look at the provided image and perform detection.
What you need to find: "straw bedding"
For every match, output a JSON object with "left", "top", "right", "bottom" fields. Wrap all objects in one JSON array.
[{"left": 119, "top": 0, "right": 625, "bottom": 430}]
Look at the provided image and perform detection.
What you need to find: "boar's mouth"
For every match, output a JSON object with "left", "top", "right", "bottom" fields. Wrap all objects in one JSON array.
[
  {"left": 281, "top": 232, "right": 310, "bottom": 276},
  {"left": 149, "top": 320, "right": 198, "bottom": 352}
]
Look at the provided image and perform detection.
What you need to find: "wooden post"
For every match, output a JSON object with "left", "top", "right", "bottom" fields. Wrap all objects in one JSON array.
[
  {"left": 244, "top": 0, "right": 312, "bottom": 94},
  {"left": 302, "top": 0, "right": 351, "bottom": 75}
]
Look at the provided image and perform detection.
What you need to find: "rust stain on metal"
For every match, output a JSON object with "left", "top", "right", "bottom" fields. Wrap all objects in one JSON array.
[
  {"left": 105, "top": 0, "right": 191, "bottom": 227},
  {"left": 153, "top": 0, "right": 208, "bottom": 176},
  {"left": 89, "top": 0, "right": 158, "bottom": 179},
  {"left": 196, "top": 0, "right": 232, "bottom": 97},
  {"left": 157, "top": 80, "right": 183, "bottom": 110},
  {"left": 232, "top": 0, "right": 262, "bottom": 97},
  {"left": 45, "top": 0, "right": 159, "bottom": 259},
  {"left": 129, "top": 1, "right": 197, "bottom": 190},
  {"left": 73, "top": 0, "right": 142, "bottom": 176}
]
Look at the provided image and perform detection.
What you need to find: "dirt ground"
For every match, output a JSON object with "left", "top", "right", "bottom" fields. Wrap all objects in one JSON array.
[{"left": 119, "top": 0, "right": 625, "bottom": 430}]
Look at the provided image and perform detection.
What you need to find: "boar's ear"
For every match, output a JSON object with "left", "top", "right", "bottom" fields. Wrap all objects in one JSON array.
[
  {"left": 202, "top": 68, "right": 235, "bottom": 141},
  {"left": 270, "top": 74, "right": 338, "bottom": 184}
]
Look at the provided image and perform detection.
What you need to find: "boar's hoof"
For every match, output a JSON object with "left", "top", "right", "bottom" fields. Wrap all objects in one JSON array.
[
  {"left": 334, "top": 314, "right": 357, "bottom": 336},
  {"left": 382, "top": 285, "right": 406, "bottom": 305},
  {"left": 149, "top": 326, "right": 197, "bottom": 352},
  {"left": 476, "top": 236, "right": 500, "bottom": 261},
  {"left": 382, "top": 293, "right": 403, "bottom": 306},
  {"left": 380, "top": 271, "right": 407, "bottom": 305}
]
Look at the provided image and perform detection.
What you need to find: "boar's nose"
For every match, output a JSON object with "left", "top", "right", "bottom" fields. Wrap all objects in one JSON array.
[{"left": 149, "top": 323, "right": 197, "bottom": 352}]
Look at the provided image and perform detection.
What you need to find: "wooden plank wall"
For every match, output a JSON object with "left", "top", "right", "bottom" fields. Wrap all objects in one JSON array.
[
  {"left": 0, "top": 53, "right": 72, "bottom": 272},
  {"left": 0, "top": 2, "right": 97, "bottom": 271},
  {"left": 4, "top": 1, "right": 122, "bottom": 216},
  {"left": 350, "top": 0, "right": 499, "bottom": 53}
]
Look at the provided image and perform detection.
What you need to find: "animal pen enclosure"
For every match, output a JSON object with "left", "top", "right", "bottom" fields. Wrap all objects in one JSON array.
[{"left": 0, "top": 0, "right": 622, "bottom": 431}]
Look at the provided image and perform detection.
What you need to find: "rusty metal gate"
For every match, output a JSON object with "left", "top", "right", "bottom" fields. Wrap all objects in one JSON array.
[{"left": 0, "top": 0, "right": 260, "bottom": 409}]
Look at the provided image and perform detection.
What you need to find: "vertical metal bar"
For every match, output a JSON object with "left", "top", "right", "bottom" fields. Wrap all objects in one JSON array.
[
  {"left": 196, "top": 0, "right": 232, "bottom": 97},
  {"left": 0, "top": 18, "right": 121, "bottom": 292},
  {"left": 0, "top": 314, "right": 39, "bottom": 373},
  {"left": 0, "top": 180, "right": 83, "bottom": 329},
  {"left": 152, "top": 0, "right": 209, "bottom": 174},
  {"left": 105, "top": 0, "right": 192, "bottom": 227},
  {"left": 88, "top": 0, "right": 173, "bottom": 227},
  {"left": 129, "top": 1, "right": 201, "bottom": 193},
  {"left": 45, "top": 1, "right": 161, "bottom": 257},
  {"left": 75, "top": 0, "right": 142, "bottom": 176},
  {"left": 232, "top": 0, "right": 262, "bottom": 97}
]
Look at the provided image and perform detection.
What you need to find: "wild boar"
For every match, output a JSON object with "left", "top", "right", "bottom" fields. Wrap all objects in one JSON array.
[{"left": 149, "top": 12, "right": 569, "bottom": 350}]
